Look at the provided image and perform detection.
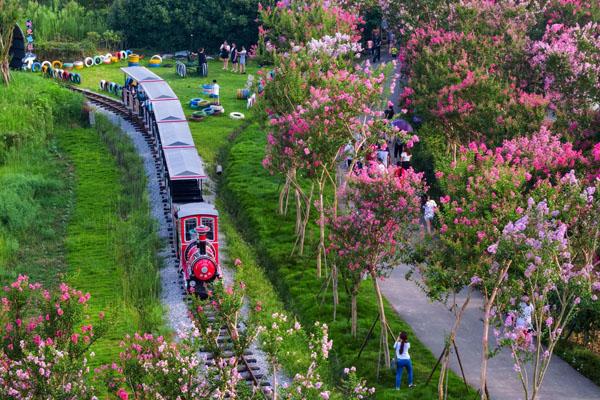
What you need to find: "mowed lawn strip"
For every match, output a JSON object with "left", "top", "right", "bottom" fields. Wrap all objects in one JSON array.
[{"left": 58, "top": 125, "right": 134, "bottom": 364}]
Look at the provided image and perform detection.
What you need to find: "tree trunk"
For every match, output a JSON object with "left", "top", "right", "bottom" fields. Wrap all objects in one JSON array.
[
  {"left": 298, "top": 183, "right": 313, "bottom": 255},
  {"left": 438, "top": 289, "right": 473, "bottom": 400},
  {"left": 372, "top": 273, "right": 390, "bottom": 368},
  {"left": 272, "top": 365, "right": 278, "bottom": 400},
  {"left": 480, "top": 261, "right": 511, "bottom": 399},
  {"left": 351, "top": 289, "right": 358, "bottom": 337},
  {"left": 278, "top": 172, "right": 290, "bottom": 215},
  {"left": 316, "top": 179, "right": 325, "bottom": 278},
  {"left": 480, "top": 300, "right": 492, "bottom": 400},
  {"left": 1, "top": 60, "right": 10, "bottom": 85},
  {"left": 332, "top": 263, "right": 339, "bottom": 320}
]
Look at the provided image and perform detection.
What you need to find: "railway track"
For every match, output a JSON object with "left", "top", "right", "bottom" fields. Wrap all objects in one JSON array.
[{"left": 69, "top": 86, "right": 270, "bottom": 394}]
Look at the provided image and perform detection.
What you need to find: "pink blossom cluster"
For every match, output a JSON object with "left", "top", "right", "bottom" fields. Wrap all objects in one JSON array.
[
  {"left": 328, "top": 167, "right": 426, "bottom": 275},
  {"left": 528, "top": 22, "right": 600, "bottom": 95}
]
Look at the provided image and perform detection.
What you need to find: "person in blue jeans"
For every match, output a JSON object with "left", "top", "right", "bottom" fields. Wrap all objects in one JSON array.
[{"left": 394, "top": 332, "right": 414, "bottom": 389}]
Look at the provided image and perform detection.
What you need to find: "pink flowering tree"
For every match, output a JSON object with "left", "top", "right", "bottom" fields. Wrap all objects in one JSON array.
[
  {"left": 400, "top": 25, "right": 548, "bottom": 155},
  {"left": 257, "top": 0, "right": 363, "bottom": 65},
  {"left": 0, "top": 275, "right": 107, "bottom": 399},
  {"left": 264, "top": 64, "right": 390, "bottom": 278},
  {"left": 426, "top": 133, "right": 594, "bottom": 398},
  {"left": 490, "top": 183, "right": 600, "bottom": 400},
  {"left": 527, "top": 21, "right": 600, "bottom": 138},
  {"left": 328, "top": 165, "right": 425, "bottom": 364}
]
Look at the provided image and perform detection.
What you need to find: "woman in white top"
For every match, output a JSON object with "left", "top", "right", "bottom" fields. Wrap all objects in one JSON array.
[
  {"left": 423, "top": 197, "right": 437, "bottom": 234},
  {"left": 400, "top": 150, "right": 412, "bottom": 169},
  {"left": 394, "top": 332, "right": 414, "bottom": 389}
]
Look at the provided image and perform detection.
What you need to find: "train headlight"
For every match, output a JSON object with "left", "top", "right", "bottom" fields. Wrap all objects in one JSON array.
[{"left": 189, "top": 280, "right": 197, "bottom": 287}]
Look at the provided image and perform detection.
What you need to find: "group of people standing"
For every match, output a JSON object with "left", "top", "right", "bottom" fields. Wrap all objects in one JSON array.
[{"left": 219, "top": 41, "right": 248, "bottom": 74}]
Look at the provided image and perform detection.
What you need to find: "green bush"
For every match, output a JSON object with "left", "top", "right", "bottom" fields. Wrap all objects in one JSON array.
[
  {"left": 555, "top": 341, "right": 600, "bottom": 386},
  {"left": 34, "top": 39, "right": 97, "bottom": 60}
]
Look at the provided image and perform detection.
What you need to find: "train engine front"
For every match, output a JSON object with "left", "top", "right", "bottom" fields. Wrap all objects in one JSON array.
[
  {"left": 184, "top": 225, "right": 219, "bottom": 296},
  {"left": 175, "top": 203, "right": 220, "bottom": 297}
]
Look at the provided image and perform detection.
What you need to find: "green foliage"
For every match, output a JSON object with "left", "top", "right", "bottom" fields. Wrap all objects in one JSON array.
[
  {"left": 0, "top": 73, "right": 78, "bottom": 277},
  {"left": 555, "top": 341, "right": 600, "bottom": 387},
  {"left": 33, "top": 39, "right": 97, "bottom": 60},
  {"left": 109, "top": 0, "right": 259, "bottom": 52}
]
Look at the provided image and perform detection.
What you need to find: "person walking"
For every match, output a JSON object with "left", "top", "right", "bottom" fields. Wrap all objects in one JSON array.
[
  {"left": 393, "top": 136, "right": 404, "bottom": 165},
  {"left": 197, "top": 48, "right": 208, "bottom": 77},
  {"left": 384, "top": 104, "right": 395, "bottom": 120},
  {"left": 400, "top": 149, "right": 411, "bottom": 169},
  {"left": 423, "top": 196, "right": 438, "bottom": 234},
  {"left": 238, "top": 46, "right": 247, "bottom": 74},
  {"left": 394, "top": 332, "right": 414, "bottom": 390},
  {"left": 211, "top": 79, "right": 220, "bottom": 104},
  {"left": 220, "top": 41, "right": 230, "bottom": 70},
  {"left": 372, "top": 30, "right": 382, "bottom": 63},
  {"left": 230, "top": 43, "right": 238, "bottom": 73}
]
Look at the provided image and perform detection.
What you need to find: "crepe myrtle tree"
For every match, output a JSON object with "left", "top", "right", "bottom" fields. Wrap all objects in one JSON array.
[
  {"left": 421, "top": 141, "right": 529, "bottom": 398},
  {"left": 0, "top": 275, "right": 108, "bottom": 399},
  {"left": 257, "top": 0, "right": 363, "bottom": 63},
  {"left": 264, "top": 64, "right": 389, "bottom": 275},
  {"left": 489, "top": 180, "right": 600, "bottom": 400},
  {"left": 327, "top": 164, "right": 425, "bottom": 364}
]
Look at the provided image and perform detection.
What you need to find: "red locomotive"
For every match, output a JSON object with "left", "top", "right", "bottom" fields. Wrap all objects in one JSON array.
[{"left": 175, "top": 203, "right": 220, "bottom": 296}]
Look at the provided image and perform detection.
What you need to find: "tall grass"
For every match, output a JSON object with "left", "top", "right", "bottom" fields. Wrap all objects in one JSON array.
[
  {"left": 0, "top": 73, "right": 80, "bottom": 278},
  {"left": 21, "top": 0, "right": 109, "bottom": 43},
  {"left": 0, "top": 73, "right": 164, "bottom": 363}
]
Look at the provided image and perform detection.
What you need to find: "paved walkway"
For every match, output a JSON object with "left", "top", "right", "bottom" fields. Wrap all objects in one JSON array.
[{"left": 380, "top": 265, "right": 600, "bottom": 399}]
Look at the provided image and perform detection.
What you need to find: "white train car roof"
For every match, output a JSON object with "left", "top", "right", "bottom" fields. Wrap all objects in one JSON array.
[
  {"left": 163, "top": 147, "right": 206, "bottom": 180},
  {"left": 122, "top": 66, "right": 201, "bottom": 179},
  {"left": 177, "top": 202, "right": 219, "bottom": 218},
  {"left": 158, "top": 122, "right": 195, "bottom": 148},
  {"left": 141, "top": 81, "right": 178, "bottom": 101},
  {"left": 121, "top": 66, "right": 163, "bottom": 83},
  {"left": 153, "top": 100, "right": 187, "bottom": 123}
]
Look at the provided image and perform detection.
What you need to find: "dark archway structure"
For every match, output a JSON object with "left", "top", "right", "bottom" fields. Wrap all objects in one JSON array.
[{"left": 9, "top": 24, "right": 25, "bottom": 69}]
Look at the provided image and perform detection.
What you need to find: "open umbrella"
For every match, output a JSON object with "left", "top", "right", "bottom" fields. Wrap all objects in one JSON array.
[{"left": 391, "top": 118, "right": 413, "bottom": 132}]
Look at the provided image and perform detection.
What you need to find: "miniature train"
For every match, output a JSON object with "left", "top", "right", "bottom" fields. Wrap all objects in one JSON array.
[{"left": 121, "top": 66, "right": 220, "bottom": 297}]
